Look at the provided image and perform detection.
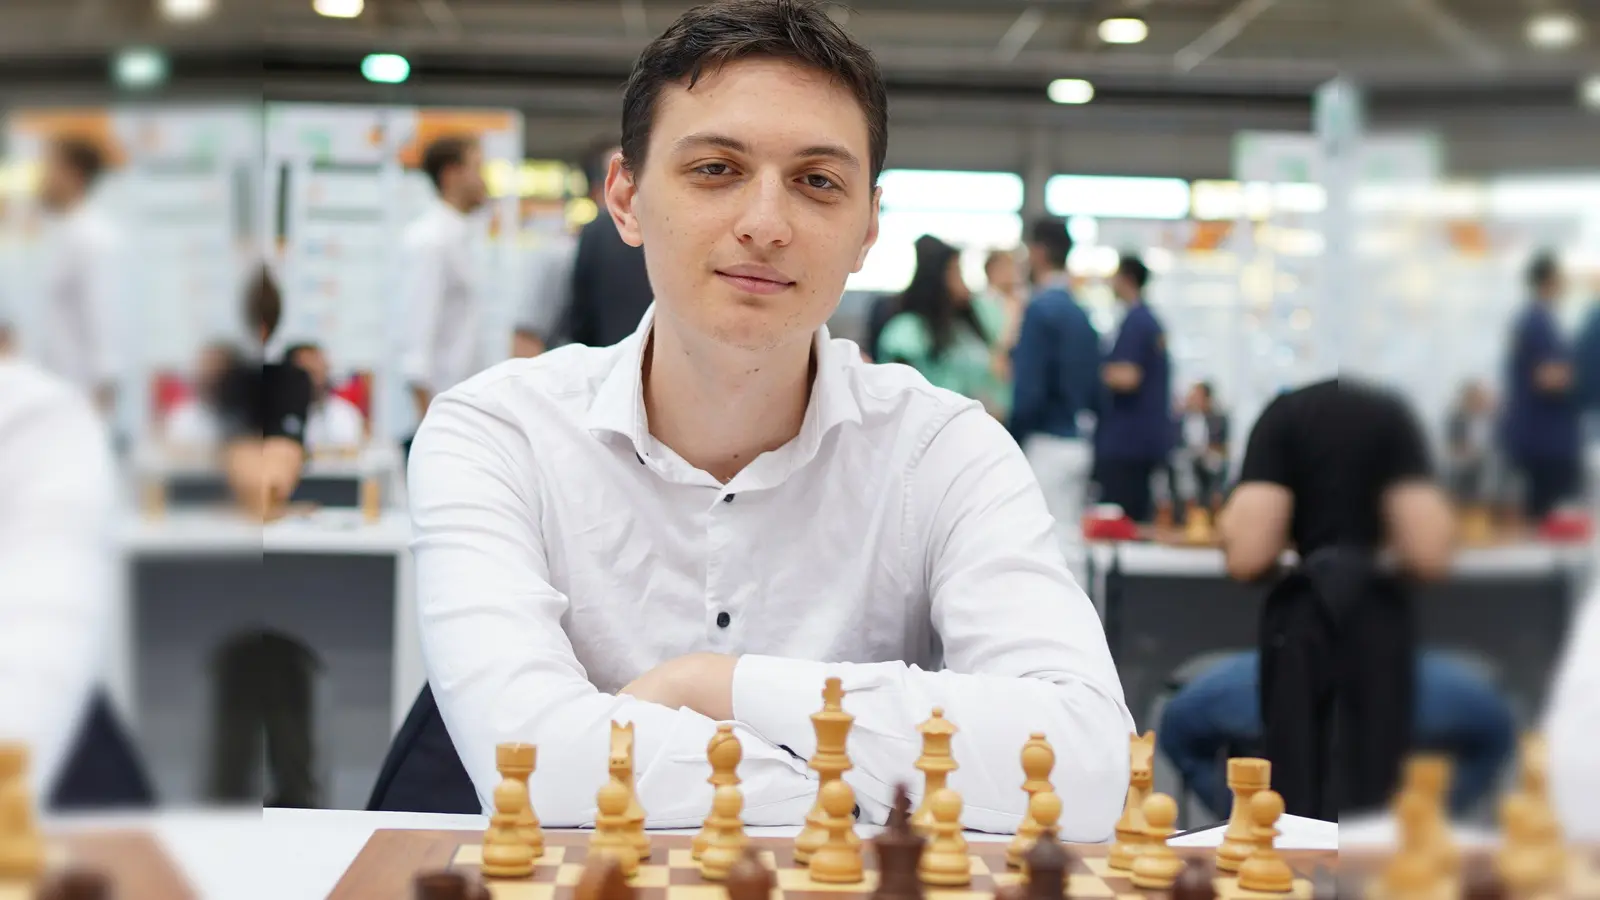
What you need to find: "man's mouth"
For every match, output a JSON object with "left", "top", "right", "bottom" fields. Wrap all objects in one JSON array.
[{"left": 715, "top": 264, "right": 796, "bottom": 296}]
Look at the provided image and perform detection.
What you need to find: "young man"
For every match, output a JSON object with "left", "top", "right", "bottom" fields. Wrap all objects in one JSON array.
[
  {"left": 409, "top": 0, "right": 1132, "bottom": 835},
  {"left": 401, "top": 135, "right": 491, "bottom": 424},
  {"left": 1094, "top": 255, "right": 1171, "bottom": 523},
  {"left": 1501, "top": 252, "right": 1579, "bottom": 520},
  {"left": 1008, "top": 218, "right": 1100, "bottom": 449}
]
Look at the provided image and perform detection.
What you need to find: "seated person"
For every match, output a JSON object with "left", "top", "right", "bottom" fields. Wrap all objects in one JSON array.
[
  {"left": 163, "top": 341, "right": 244, "bottom": 449},
  {"left": 0, "top": 349, "right": 119, "bottom": 797},
  {"left": 408, "top": 0, "right": 1132, "bottom": 835},
  {"left": 282, "top": 341, "right": 366, "bottom": 452},
  {"left": 1159, "top": 649, "right": 1513, "bottom": 818},
  {"left": 218, "top": 266, "right": 312, "bottom": 520},
  {"left": 1168, "top": 378, "right": 1512, "bottom": 817}
]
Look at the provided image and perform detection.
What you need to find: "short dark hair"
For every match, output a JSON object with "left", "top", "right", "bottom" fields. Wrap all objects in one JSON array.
[
  {"left": 281, "top": 342, "right": 321, "bottom": 364},
  {"left": 1528, "top": 251, "right": 1560, "bottom": 291},
  {"left": 1194, "top": 380, "right": 1213, "bottom": 399},
  {"left": 1028, "top": 218, "right": 1073, "bottom": 270},
  {"left": 1116, "top": 254, "right": 1150, "bottom": 290},
  {"left": 49, "top": 135, "right": 104, "bottom": 187},
  {"left": 620, "top": 0, "right": 889, "bottom": 185},
  {"left": 245, "top": 266, "right": 282, "bottom": 340},
  {"left": 422, "top": 135, "right": 479, "bottom": 192}
]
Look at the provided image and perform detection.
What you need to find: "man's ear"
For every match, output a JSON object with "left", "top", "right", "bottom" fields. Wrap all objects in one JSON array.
[
  {"left": 606, "top": 154, "right": 644, "bottom": 248},
  {"left": 852, "top": 185, "right": 882, "bottom": 273}
]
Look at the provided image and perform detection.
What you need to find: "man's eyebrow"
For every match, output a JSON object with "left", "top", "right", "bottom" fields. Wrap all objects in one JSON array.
[
  {"left": 672, "top": 133, "right": 861, "bottom": 172},
  {"left": 673, "top": 133, "right": 749, "bottom": 154},
  {"left": 796, "top": 144, "right": 861, "bottom": 172}
]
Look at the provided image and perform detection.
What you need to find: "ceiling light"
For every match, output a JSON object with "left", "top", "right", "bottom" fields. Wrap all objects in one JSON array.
[
  {"left": 112, "top": 47, "right": 169, "bottom": 90},
  {"left": 361, "top": 53, "right": 411, "bottom": 84},
  {"left": 1527, "top": 11, "right": 1582, "bottom": 49},
  {"left": 1048, "top": 78, "right": 1095, "bottom": 105},
  {"left": 1097, "top": 17, "right": 1149, "bottom": 45},
  {"left": 159, "top": 0, "right": 213, "bottom": 21},
  {"left": 314, "top": 0, "right": 365, "bottom": 18},
  {"left": 1583, "top": 74, "right": 1600, "bottom": 108}
]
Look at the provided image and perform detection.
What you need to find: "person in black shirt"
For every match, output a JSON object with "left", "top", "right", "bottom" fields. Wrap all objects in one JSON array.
[
  {"left": 1157, "top": 379, "right": 1513, "bottom": 818},
  {"left": 217, "top": 267, "right": 312, "bottom": 520},
  {"left": 556, "top": 140, "right": 655, "bottom": 348}
]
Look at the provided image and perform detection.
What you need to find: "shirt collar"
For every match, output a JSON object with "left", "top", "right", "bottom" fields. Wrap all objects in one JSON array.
[{"left": 585, "top": 305, "right": 863, "bottom": 486}]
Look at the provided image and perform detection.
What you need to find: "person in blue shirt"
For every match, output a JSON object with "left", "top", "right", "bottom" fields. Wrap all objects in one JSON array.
[
  {"left": 1093, "top": 254, "right": 1172, "bottom": 523},
  {"left": 1008, "top": 218, "right": 1101, "bottom": 447},
  {"left": 1502, "top": 252, "right": 1580, "bottom": 520}
]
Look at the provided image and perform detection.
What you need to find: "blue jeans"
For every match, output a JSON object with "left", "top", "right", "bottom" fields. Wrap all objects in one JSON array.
[{"left": 1157, "top": 650, "right": 1514, "bottom": 817}]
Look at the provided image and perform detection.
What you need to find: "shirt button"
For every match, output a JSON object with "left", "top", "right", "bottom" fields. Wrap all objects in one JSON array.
[
  {"left": 716, "top": 611, "right": 731, "bottom": 628},
  {"left": 723, "top": 494, "right": 735, "bottom": 503}
]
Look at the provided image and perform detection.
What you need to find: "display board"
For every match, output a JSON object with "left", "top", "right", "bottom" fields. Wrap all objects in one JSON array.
[{"left": 264, "top": 103, "right": 524, "bottom": 438}]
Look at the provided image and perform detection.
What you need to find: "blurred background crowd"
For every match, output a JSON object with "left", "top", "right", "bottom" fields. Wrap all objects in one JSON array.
[{"left": 0, "top": 0, "right": 1599, "bottom": 836}]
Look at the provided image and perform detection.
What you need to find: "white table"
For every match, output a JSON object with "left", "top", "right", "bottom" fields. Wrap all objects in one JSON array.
[{"left": 113, "top": 507, "right": 421, "bottom": 809}]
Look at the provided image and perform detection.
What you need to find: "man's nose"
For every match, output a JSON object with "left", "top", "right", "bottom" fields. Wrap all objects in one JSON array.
[{"left": 733, "top": 171, "right": 794, "bottom": 248}]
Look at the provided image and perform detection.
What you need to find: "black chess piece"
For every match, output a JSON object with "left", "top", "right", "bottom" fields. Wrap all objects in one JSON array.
[
  {"left": 872, "top": 784, "right": 925, "bottom": 900},
  {"left": 412, "top": 870, "right": 472, "bottom": 900},
  {"left": 728, "top": 847, "right": 777, "bottom": 900},
  {"left": 1462, "top": 858, "right": 1508, "bottom": 900},
  {"left": 39, "top": 869, "right": 111, "bottom": 900},
  {"left": 1170, "top": 858, "right": 1216, "bottom": 900},
  {"left": 1023, "top": 827, "right": 1066, "bottom": 900}
]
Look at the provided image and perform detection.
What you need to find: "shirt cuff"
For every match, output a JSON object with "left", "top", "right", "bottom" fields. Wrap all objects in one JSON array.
[{"left": 732, "top": 654, "right": 834, "bottom": 762}]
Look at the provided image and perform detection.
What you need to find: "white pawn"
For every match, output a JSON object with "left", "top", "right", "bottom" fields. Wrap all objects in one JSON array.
[
  {"left": 1008, "top": 789, "right": 1061, "bottom": 869},
  {"left": 699, "top": 784, "right": 749, "bottom": 881},
  {"left": 917, "top": 788, "right": 971, "bottom": 887},
  {"left": 809, "top": 779, "right": 863, "bottom": 884},
  {"left": 589, "top": 776, "right": 641, "bottom": 878}
]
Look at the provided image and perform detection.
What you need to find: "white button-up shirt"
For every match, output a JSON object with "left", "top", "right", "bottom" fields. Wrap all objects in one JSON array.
[
  {"left": 37, "top": 205, "right": 121, "bottom": 393},
  {"left": 408, "top": 308, "right": 1133, "bottom": 837},
  {"left": 0, "top": 358, "right": 116, "bottom": 795},
  {"left": 400, "top": 200, "right": 485, "bottom": 398}
]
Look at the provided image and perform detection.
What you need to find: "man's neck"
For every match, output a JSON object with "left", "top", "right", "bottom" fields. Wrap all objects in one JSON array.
[
  {"left": 440, "top": 194, "right": 472, "bottom": 217},
  {"left": 642, "top": 312, "right": 817, "bottom": 484}
]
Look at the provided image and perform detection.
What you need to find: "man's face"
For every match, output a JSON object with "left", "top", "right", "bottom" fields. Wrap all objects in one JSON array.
[
  {"left": 1186, "top": 385, "right": 1209, "bottom": 412},
  {"left": 291, "top": 347, "right": 330, "bottom": 399},
  {"left": 608, "top": 57, "right": 881, "bottom": 354},
  {"left": 37, "top": 150, "right": 77, "bottom": 211},
  {"left": 451, "top": 144, "right": 488, "bottom": 212}
]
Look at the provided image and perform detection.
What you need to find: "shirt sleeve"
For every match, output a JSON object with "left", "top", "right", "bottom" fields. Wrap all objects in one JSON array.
[
  {"left": 400, "top": 232, "right": 448, "bottom": 393},
  {"left": 1547, "top": 577, "right": 1600, "bottom": 840},
  {"left": 409, "top": 391, "right": 816, "bottom": 825},
  {"left": 1105, "top": 309, "right": 1151, "bottom": 375},
  {"left": 78, "top": 229, "right": 122, "bottom": 388},
  {"left": 1238, "top": 394, "right": 1294, "bottom": 487},
  {"left": 0, "top": 380, "right": 116, "bottom": 796},
  {"left": 1378, "top": 393, "right": 1433, "bottom": 485},
  {"left": 731, "top": 407, "right": 1134, "bottom": 839}
]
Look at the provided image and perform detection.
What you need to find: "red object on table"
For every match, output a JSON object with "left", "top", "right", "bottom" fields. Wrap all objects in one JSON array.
[
  {"left": 1538, "top": 509, "right": 1591, "bottom": 543},
  {"left": 1082, "top": 504, "right": 1140, "bottom": 541}
]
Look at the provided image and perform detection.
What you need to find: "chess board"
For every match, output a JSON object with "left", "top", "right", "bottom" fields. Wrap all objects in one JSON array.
[
  {"left": 327, "top": 830, "right": 1338, "bottom": 900},
  {"left": 0, "top": 831, "right": 196, "bottom": 900}
]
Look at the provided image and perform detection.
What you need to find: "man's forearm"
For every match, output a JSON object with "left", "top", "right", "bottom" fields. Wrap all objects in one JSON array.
[{"left": 729, "top": 656, "right": 1130, "bottom": 838}]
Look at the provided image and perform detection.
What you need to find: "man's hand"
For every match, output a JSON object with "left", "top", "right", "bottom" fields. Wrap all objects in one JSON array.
[{"left": 619, "top": 653, "right": 738, "bottom": 721}]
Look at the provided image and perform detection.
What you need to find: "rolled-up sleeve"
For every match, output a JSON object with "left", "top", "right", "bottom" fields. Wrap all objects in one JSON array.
[{"left": 732, "top": 407, "right": 1132, "bottom": 838}]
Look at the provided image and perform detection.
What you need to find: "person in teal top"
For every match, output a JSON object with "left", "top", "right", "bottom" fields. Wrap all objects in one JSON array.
[{"left": 875, "top": 235, "right": 1010, "bottom": 417}]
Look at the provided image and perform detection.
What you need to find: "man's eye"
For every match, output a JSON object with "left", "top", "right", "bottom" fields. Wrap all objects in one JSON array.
[
  {"left": 696, "top": 163, "right": 732, "bottom": 176},
  {"left": 804, "top": 173, "right": 838, "bottom": 190}
]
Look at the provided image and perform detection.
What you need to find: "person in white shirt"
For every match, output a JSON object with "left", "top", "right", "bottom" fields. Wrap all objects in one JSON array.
[
  {"left": 0, "top": 352, "right": 117, "bottom": 797},
  {"left": 1546, "top": 579, "right": 1600, "bottom": 839},
  {"left": 408, "top": 0, "right": 1132, "bottom": 836},
  {"left": 401, "top": 135, "right": 490, "bottom": 424},
  {"left": 283, "top": 342, "right": 367, "bottom": 451},
  {"left": 162, "top": 341, "right": 242, "bottom": 449},
  {"left": 34, "top": 136, "right": 122, "bottom": 413}
]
